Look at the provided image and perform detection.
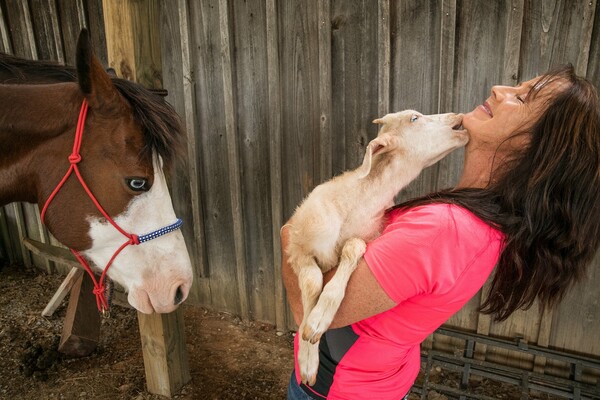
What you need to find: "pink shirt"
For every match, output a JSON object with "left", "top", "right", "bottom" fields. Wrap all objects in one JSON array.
[{"left": 294, "top": 204, "right": 504, "bottom": 399}]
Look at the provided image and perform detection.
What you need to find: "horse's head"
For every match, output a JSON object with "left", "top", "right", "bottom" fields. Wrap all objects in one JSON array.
[{"left": 39, "top": 30, "right": 193, "bottom": 314}]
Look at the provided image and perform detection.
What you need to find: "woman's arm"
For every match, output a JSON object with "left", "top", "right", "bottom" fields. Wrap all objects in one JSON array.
[{"left": 281, "top": 224, "right": 397, "bottom": 328}]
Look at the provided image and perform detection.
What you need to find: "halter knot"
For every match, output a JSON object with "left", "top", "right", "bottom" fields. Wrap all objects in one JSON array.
[
  {"left": 129, "top": 234, "right": 140, "bottom": 245},
  {"left": 92, "top": 286, "right": 105, "bottom": 296},
  {"left": 68, "top": 154, "right": 82, "bottom": 164}
]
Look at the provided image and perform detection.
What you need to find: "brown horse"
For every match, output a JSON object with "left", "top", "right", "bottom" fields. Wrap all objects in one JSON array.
[{"left": 0, "top": 30, "right": 193, "bottom": 314}]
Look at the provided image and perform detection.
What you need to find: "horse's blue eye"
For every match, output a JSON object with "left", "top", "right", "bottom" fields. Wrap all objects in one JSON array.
[
  {"left": 410, "top": 115, "right": 419, "bottom": 122},
  {"left": 127, "top": 178, "right": 149, "bottom": 192}
]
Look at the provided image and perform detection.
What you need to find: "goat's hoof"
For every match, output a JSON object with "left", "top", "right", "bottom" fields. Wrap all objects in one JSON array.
[
  {"left": 301, "top": 325, "right": 323, "bottom": 344},
  {"left": 300, "top": 372, "right": 317, "bottom": 387}
]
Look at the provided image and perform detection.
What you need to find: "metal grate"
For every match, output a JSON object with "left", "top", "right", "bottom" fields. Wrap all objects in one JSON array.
[{"left": 412, "top": 327, "right": 600, "bottom": 399}]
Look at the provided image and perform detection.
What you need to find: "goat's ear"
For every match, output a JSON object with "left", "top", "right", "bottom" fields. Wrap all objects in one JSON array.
[
  {"left": 373, "top": 118, "right": 384, "bottom": 124},
  {"left": 357, "top": 136, "right": 394, "bottom": 178},
  {"left": 357, "top": 143, "right": 374, "bottom": 178}
]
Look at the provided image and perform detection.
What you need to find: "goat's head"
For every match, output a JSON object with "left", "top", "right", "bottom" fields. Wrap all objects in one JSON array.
[{"left": 357, "top": 109, "right": 468, "bottom": 178}]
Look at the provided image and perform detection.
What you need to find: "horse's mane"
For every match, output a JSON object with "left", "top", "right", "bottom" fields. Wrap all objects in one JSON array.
[{"left": 0, "top": 53, "right": 184, "bottom": 169}]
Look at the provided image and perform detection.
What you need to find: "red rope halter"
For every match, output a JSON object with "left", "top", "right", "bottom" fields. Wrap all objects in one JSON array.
[{"left": 40, "top": 99, "right": 181, "bottom": 314}]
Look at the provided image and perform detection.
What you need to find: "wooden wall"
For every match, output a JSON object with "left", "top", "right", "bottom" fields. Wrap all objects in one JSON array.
[
  {"left": 158, "top": 0, "right": 600, "bottom": 371},
  {"left": 1, "top": 0, "right": 599, "bottom": 377}
]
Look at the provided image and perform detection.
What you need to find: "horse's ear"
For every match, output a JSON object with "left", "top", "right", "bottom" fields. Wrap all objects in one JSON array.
[{"left": 76, "top": 29, "right": 122, "bottom": 112}]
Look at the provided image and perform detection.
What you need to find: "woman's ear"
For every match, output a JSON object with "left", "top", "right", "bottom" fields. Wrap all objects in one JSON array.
[{"left": 76, "top": 29, "right": 123, "bottom": 114}]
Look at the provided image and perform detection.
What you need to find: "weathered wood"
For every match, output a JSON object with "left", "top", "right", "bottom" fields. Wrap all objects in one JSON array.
[
  {"left": 29, "top": 0, "right": 64, "bottom": 62},
  {"left": 218, "top": 0, "right": 249, "bottom": 320},
  {"left": 391, "top": 0, "right": 446, "bottom": 202},
  {"left": 434, "top": 0, "right": 461, "bottom": 191},
  {"left": 377, "top": 0, "right": 391, "bottom": 118},
  {"left": 102, "top": 2, "right": 192, "bottom": 396},
  {"left": 22, "top": 238, "right": 81, "bottom": 269},
  {"left": 330, "top": 0, "right": 379, "bottom": 175},
  {"left": 102, "top": 0, "right": 136, "bottom": 81},
  {"left": 58, "top": 272, "right": 101, "bottom": 357},
  {"left": 159, "top": 0, "right": 209, "bottom": 288},
  {"left": 266, "top": 0, "right": 286, "bottom": 330},
  {"left": 0, "top": 207, "right": 14, "bottom": 263},
  {"left": 0, "top": 4, "right": 10, "bottom": 53},
  {"left": 56, "top": 0, "right": 87, "bottom": 64},
  {"left": 137, "top": 309, "right": 191, "bottom": 397},
  {"left": 42, "top": 268, "right": 84, "bottom": 317}
]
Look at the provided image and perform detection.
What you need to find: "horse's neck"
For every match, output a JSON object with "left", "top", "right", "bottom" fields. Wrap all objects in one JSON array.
[{"left": 0, "top": 83, "right": 80, "bottom": 206}]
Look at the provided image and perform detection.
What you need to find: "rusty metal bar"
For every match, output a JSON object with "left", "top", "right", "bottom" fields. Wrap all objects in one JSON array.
[{"left": 412, "top": 327, "right": 600, "bottom": 399}]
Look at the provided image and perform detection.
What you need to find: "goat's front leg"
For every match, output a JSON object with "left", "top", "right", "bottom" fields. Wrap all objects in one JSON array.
[
  {"left": 303, "top": 238, "right": 366, "bottom": 344},
  {"left": 295, "top": 258, "right": 324, "bottom": 386}
]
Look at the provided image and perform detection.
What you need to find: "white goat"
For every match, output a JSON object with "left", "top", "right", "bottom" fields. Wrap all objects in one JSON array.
[{"left": 285, "top": 110, "right": 469, "bottom": 385}]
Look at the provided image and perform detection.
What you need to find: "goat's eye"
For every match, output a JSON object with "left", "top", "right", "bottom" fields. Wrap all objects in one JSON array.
[
  {"left": 410, "top": 114, "right": 419, "bottom": 122},
  {"left": 126, "top": 178, "right": 149, "bottom": 192}
]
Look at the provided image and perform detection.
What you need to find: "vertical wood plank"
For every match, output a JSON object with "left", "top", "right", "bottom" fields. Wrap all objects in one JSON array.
[
  {"left": 575, "top": 0, "right": 596, "bottom": 76},
  {"left": 317, "top": 0, "right": 332, "bottom": 181},
  {"left": 389, "top": 0, "right": 445, "bottom": 203},
  {"left": 56, "top": 0, "right": 87, "bottom": 63},
  {"left": 130, "top": 0, "right": 162, "bottom": 88},
  {"left": 159, "top": 0, "right": 209, "bottom": 295},
  {"left": 29, "top": 0, "right": 64, "bottom": 62},
  {"left": 58, "top": 273, "right": 101, "bottom": 356},
  {"left": 330, "top": 0, "right": 379, "bottom": 176},
  {"left": 588, "top": 0, "right": 600, "bottom": 89},
  {"left": 0, "top": 2, "right": 11, "bottom": 53},
  {"left": 434, "top": 0, "right": 460, "bottom": 191},
  {"left": 377, "top": 0, "right": 390, "bottom": 118},
  {"left": 231, "top": 0, "right": 279, "bottom": 323},
  {"left": 266, "top": 0, "right": 286, "bottom": 330},
  {"left": 279, "top": 0, "right": 321, "bottom": 219},
  {"left": 0, "top": 207, "right": 15, "bottom": 263},
  {"left": 218, "top": 0, "right": 249, "bottom": 319},
  {"left": 189, "top": 0, "right": 241, "bottom": 312},
  {"left": 102, "top": 0, "right": 136, "bottom": 81}
]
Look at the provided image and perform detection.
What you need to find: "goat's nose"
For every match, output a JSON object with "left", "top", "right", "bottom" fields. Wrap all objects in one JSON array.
[{"left": 174, "top": 285, "right": 185, "bottom": 305}]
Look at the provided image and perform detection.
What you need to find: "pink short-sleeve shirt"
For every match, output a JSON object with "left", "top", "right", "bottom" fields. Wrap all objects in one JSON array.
[{"left": 294, "top": 204, "right": 504, "bottom": 399}]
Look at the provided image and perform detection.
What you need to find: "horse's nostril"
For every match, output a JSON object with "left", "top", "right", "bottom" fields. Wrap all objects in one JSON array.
[{"left": 174, "top": 285, "right": 185, "bottom": 305}]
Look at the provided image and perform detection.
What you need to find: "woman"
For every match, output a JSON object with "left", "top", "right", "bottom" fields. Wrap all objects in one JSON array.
[{"left": 281, "top": 65, "right": 600, "bottom": 400}]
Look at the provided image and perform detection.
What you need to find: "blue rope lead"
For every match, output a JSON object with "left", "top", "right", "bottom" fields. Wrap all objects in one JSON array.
[{"left": 137, "top": 218, "right": 183, "bottom": 244}]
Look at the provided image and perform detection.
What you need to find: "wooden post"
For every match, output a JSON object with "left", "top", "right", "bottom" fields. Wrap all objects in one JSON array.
[
  {"left": 58, "top": 272, "right": 102, "bottom": 356},
  {"left": 138, "top": 309, "right": 191, "bottom": 397},
  {"left": 102, "top": 0, "right": 191, "bottom": 396},
  {"left": 22, "top": 238, "right": 102, "bottom": 356}
]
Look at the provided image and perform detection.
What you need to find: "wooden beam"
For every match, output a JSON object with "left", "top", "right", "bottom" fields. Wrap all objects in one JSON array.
[
  {"left": 42, "top": 267, "right": 84, "bottom": 317},
  {"left": 22, "top": 238, "right": 81, "bottom": 269}
]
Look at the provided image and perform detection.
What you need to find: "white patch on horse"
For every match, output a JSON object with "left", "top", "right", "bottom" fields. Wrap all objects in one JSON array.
[{"left": 83, "top": 154, "right": 193, "bottom": 314}]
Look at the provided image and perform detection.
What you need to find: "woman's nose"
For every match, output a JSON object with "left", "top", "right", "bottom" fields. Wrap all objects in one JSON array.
[{"left": 491, "top": 85, "right": 507, "bottom": 101}]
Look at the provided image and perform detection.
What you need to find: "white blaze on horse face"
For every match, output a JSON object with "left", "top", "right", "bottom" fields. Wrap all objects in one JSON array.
[{"left": 83, "top": 154, "right": 193, "bottom": 314}]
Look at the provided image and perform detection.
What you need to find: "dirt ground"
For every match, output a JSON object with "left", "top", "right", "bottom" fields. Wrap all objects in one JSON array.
[{"left": 0, "top": 262, "right": 566, "bottom": 400}]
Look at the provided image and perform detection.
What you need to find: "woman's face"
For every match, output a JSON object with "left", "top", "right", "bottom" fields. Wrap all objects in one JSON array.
[{"left": 462, "top": 76, "right": 567, "bottom": 152}]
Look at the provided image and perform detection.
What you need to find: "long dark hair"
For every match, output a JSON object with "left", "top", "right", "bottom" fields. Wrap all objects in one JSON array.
[{"left": 395, "top": 65, "right": 600, "bottom": 321}]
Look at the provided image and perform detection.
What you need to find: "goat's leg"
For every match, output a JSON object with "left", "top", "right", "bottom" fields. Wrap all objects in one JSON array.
[
  {"left": 294, "top": 258, "right": 324, "bottom": 386},
  {"left": 303, "top": 238, "right": 366, "bottom": 344}
]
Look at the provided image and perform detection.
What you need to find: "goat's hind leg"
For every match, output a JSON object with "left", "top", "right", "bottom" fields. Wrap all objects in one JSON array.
[
  {"left": 303, "top": 238, "right": 367, "bottom": 344},
  {"left": 295, "top": 257, "right": 324, "bottom": 386}
]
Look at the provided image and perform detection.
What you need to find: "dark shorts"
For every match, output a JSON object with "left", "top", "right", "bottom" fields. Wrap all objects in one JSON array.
[{"left": 286, "top": 370, "right": 410, "bottom": 400}]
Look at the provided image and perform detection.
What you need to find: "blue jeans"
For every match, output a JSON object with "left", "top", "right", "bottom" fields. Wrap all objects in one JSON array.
[
  {"left": 287, "top": 371, "right": 321, "bottom": 399},
  {"left": 287, "top": 370, "right": 410, "bottom": 399}
]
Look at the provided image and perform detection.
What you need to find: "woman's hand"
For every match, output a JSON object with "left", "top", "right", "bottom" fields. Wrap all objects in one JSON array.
[{"left": 280, "top": 223, "right": 397, "bottom": 328}]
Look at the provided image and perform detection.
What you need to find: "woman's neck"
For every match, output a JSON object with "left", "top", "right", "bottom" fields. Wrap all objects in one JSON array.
[{"left": 456, "top": 144, "right": 498, "bottom": 189}]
